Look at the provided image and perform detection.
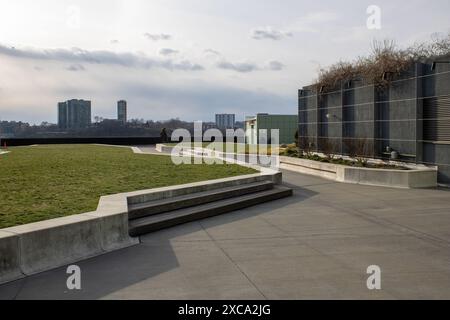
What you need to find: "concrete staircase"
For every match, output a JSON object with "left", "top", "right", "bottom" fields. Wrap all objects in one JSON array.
[{"left": 128, "top": 180, "right": 292, "bottom": 236}]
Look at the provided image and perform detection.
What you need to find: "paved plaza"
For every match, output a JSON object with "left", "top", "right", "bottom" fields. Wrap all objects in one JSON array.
[{"left": 1, "top": 170, "right": 450, "bottom": 299}]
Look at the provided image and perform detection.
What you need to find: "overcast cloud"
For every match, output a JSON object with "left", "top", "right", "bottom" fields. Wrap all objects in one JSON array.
[
  {"left": 0, "top": 44, "right": 203, "bottom": 71},
  {"left": 0, "top": 0, "right": 449, "bottom": 123},
  {"left": 251, "top": 27, "right": 293, "bottom": 40},
  {"left": 143, "top": 33, "right": 172, "bottom": 41}
]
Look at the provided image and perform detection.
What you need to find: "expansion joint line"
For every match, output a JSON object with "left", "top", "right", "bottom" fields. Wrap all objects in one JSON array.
[
  {"left": 198, "top": 221, "right": 268, "bottom": 300},
  {"left": 322, "top": 198, "right": 450, "bottom": 249}
]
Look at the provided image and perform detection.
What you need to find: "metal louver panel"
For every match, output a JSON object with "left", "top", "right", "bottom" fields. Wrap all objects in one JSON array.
[{"left": 423, "top": 95, "right": 450, "bottom": 141}]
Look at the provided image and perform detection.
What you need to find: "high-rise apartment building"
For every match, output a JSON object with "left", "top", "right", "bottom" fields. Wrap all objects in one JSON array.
[
  {"left": 215, "top": 114, "right": 235, "bottom": 130},
  {"left": 117, "top": 100, "right": 127, "bottom": 124},
  {"left": 58, "top": 102, "right": 68, "bottom": 129},
  {"left": 58, "top": 99, "right": 91, "bottom": 129}
]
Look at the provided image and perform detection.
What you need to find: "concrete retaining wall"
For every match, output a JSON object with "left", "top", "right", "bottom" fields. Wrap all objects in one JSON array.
[
  {"left": 280, "top": 156, "right": 437, "bottom": 188},
  {"left": 0, "top": 203, "right": 138, "bottom": 284},
  {"left": 155, "top": 144, "right": 177, "bottom": 153},
  {"left": 337, "top": 166, "right": 437, "bottom": 188},
  {"left": 0, "top": 231, "right": 21, "bottom": 284},
  {"left": 280, "top": 156, "right": 338, "bottom": 180}
]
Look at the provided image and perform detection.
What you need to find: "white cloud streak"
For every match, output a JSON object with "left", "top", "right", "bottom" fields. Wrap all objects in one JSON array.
[
  {"left": 251, "top": 26, "right": 293, "bottom": 40},
  {"left": 143, "top": 33, "right": 172, "bottom": 41},
  {"left": 0, "top": 44, "right": 203, "bottom": 71}
]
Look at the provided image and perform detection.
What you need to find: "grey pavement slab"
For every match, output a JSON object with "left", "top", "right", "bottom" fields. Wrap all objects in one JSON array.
[{"left": 1, "top": 169, "right": 450, "bottom": 299}]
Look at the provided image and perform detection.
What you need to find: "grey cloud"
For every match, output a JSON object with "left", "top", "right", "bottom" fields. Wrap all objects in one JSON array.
[
  {"left": 216, "top": 60, "right": 259, "bottom": 73},
  {"left": 0, "top": 44, "right": 203, "bottom": 71},
  {"left": 159, "top": 48, "right": 179, "bottom": 56},
  {"left": 216, "top": 60, "right": 285, "bottom": 73},
  {"left": 173, "top": 60, "right": 204, "bottom": 71},
  {"left": 204, "top": 48, "right": 220, "bottom": 55},
  {"left": 251, "top": 27, "right": 293, "bottom": 40},
  {"left": 144, "top": 33, "right": 172, "bottom": 41},
  {"left": 110, "top": 40, "right": 119, "bottom": 44},
  {"left": 267, "top": 60, "right": 285, "bottom": 71},
  {"left": 66, "top": 64, "right": 85, "bottom": 71}
]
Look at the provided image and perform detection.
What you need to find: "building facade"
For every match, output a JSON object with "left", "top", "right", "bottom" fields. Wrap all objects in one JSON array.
[
  {"left": 215, "top": 114, "right": 235, "bottom": 130},
  {"left": 298, "top": 57, "right": 450, "bottom": 183},
  {"left": 58, "top": 99, "right": 92, "bottom": 129},
  {"left": 117, "top": 100, "right": 127, "bottom": 124},
  {"left": 245, "top": 114, "right": 298, "bottom": 145},
  {"left": 58, "top": 102, "right": 68, "bottom": 129}
]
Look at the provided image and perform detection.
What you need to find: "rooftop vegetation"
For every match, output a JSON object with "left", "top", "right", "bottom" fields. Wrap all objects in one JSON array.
[{"left": 314, "top": 33, "right": 450, "bottom": 92}]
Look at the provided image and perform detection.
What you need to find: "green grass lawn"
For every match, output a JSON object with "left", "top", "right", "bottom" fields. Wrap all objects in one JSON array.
[{"left": 0, "top": 145, "right": 256, "bottom": 229}]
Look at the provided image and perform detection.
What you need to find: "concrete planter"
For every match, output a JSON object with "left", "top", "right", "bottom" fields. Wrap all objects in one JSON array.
[
  {"left": 0, "top": 146, "right": 281, "bottom": 284},
  {"left": 155, "top": 144, "right": 176, "bottom": 153},
  {"left": 0, "top": 199, "right": 138, "bottom": 284},
  {"left": 280, "top": 156, "right": 437, "bottom": 189}
]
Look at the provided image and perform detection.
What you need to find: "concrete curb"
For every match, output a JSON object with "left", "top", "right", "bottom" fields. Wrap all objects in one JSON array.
[
  {"left": 0, "top": 145, "right": 281, "bottom": 284},
  {"left": 155, "top": 144, "right": 176, "bottom": 153},
  {"left": 279, "top": 156, "right": 437, "bottom": 188},
  {"left": 155, "top": 144, "right": 280, "bottom": 171}
]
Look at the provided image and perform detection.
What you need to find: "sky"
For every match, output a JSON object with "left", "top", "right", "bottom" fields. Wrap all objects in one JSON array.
[{"left": 0, "top": 0, "right": 449, "bottom": 124}]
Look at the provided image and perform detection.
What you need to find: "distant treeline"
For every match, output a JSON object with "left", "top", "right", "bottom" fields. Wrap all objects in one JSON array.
[
  {"left": 1, "top": 118, "right": 203, "bottom": 138},
  {"left": 0, "top": 118, "right": 245, "bottom": 139}
]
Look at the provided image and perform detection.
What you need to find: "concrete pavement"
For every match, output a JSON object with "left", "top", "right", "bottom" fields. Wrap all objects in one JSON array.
[{"left": 1, "top": 170, "right": 450, "bottom": 299}]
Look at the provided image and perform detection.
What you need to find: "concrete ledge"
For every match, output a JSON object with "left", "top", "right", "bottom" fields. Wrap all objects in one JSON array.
[
  {"left": 155, "top": 144, "right": 177, "bottom": 153},
  {"left": 0, "top": 231, "right": 22, "bottom": 283},
  {"left": 280, "top": 157, "right": 338, "bottom": 180},
  {"left": 339, "top": 166, "right": 437, "bottom": 188},
  {"left": 4, "top": 213, "right": 104, "bottom": 276},
  {"left": 280, "top": 156, "right": 437, "bottom": 188},
  {"left": 0, "top": 145, "right": 282, "bottom": 284}
]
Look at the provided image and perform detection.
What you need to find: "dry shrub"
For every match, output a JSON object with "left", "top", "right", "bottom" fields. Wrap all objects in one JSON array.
[
  {"left": 299, "top": 136, "right": 314, "bottom": 157},
  {"left": 316, "top": 61, "right": 360, "bottom": 91},
  {"left": 344, "top": 138, "right": 374, "bottom": 166},
  {"left": 319, "top": 137, "right": 339, "bottom": 160},
  {"left": 314, "top": 33, "right": 450, "bottom": 93}
]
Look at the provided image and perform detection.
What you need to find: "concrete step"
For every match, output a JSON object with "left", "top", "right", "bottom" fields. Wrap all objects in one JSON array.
[
  {"left": 129, "top": 185, "right": 293, "bottom": 236},
  {"left": 128, "top": 181, "right": 275, "bottom": 220}
]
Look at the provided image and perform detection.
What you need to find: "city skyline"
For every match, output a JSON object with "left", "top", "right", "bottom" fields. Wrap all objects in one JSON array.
[{"left": 0, "top": 0, "right": 449, "bottom": 124}]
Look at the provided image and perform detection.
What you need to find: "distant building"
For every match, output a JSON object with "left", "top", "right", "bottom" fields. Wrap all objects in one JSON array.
[
  {"left": 234, "top": 121, "right": 245, "bottom": 129},
  {"left": 117, "top": 100, "right": 127, "bottom": 124},
  {"left": 202, "top": 122, "right": 217, "bottom": 132},
  {"left": 245, "top": 114, "right": 297, "bottom": 145},
  {"left": 58, "top": 102, "right": 68, "bottom": 129},
  {"left": 298, "top": 56, "right": 450, "bottom": 183},
  {"left": 215, "top": 114, "right": 235, "bottom": 130},
  {"left": 58, "top": 99, "right": 91, "bottom": 129}
]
